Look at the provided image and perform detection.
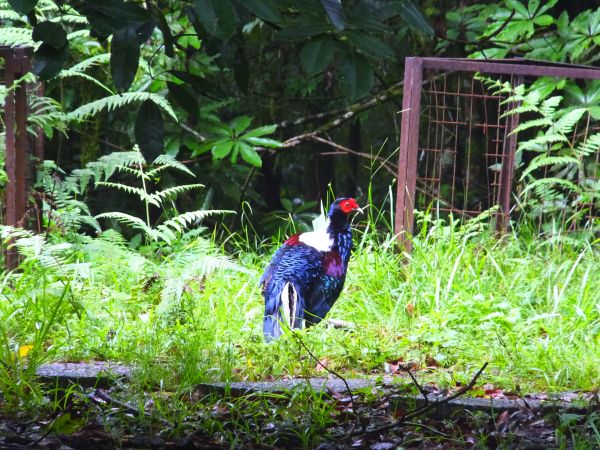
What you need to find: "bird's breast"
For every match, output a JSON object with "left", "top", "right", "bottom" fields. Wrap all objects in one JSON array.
[{"left": 323, "top": 251, "right": 345, "bottom": 277}]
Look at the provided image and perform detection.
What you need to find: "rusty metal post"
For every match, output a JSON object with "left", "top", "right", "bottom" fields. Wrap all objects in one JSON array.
[
  {"left": 3, "top": 46, "right": 32, "bottom": 269},
  {"left": 395, "top": 57, "right": 423, "bottom": 251},
  {"left": 497, "top": 75, "right": 523, "bottom": 233}
]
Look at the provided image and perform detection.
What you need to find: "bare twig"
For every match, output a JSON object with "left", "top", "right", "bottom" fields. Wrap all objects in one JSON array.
[
  {"left": 403, "top": 421, "right": 450, "bottom": 438},
  {"left": 290, "top": 331, "right": 366, "bottom": 432},
  {"left": 398, "top": 364, "right": 429, "bottom": 405},
  {"left": 180, "top": 122, "right": 205, "bottom": 142},
  {"left": 310, "top": 135, "right": 397, "bottom": 177},
  {"left": 89, "top": 388, "right": 148, "bottom": 417},
  {"left": 351, "top": 362, "right": 488, "bottom": 437}
]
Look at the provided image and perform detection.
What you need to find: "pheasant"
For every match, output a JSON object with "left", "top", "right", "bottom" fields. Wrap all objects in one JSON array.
[{"left": 260, "top": 198, "right": 360, "bottom": 341}]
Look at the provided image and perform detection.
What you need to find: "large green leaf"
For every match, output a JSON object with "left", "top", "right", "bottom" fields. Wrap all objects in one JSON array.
[
  {"left": 243, "top": 137, "right": 282, "bottom": 148},
  {"left": 339, "top": 52, "right": 373, "bottom": 100},
  {"left": 277, "top": 23, "right": 331, "bottom": 40},
  {"left": 320, "top": 0, "right": 344, "bottom": 31},
  {"left": 389, "top": 0, "right": 434, "bottom": 36},
  {"left": 239, "top": 142, "right": 262, "bottom": 167},
  {"left": 230, "top": 116, "right": 252, "bottom": 134},
  {"left": 345, "top": 31, "right": 394, "bottom": 59},
  {"left": 110, "top": 25, "right": 141, "bottom": 92},
  {"left": 32, "top": 44, "right": 69, "bottom": 80},
  {"left": 239, "top": 0, "right": 282, "bottom": 24},
  {"left": 242, "top": 124, "right": 277, "bottom": 137},
  {"left": 192, "top": 0, "right": 237, "bottom": 39},
  {"left": 32, "top": 21, "right": 67, "bottom": 49},
  {"left": 76, "top": 0, "right": 152, "bottom": 38},
  {"left": 213, "top": 140, "right": 234, "bottom": 159},
  {"left": 300, "top": 36, "right": 335, "bottom": 75},
  {"left": 135, "top": 99, "right": 164, "bottom": 162},
  {"left": 167, "top": 81, "right": 199, "bottom": 122},
  {"left": 31, "top": 21, "right": 69, "bottom": 79},
  {"left": 6, "top": 0, "right": 37, "bottom": 15}
]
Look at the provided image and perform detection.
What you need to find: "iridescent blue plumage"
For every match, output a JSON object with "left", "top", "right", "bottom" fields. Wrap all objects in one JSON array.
[{"left": 261, "top": 198, "right": 359, "bottom": 341}]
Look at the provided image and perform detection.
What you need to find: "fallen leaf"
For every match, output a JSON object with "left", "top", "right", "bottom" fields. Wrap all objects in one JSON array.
[
  {"left": 424, "top": 355, "right": 439, "bottom": 367},
  {"left": 496, "top": 410, "right": 510, "bottom": 433},
  {"left": 315, "top": 358, "right": 330, "bottom": 372}
]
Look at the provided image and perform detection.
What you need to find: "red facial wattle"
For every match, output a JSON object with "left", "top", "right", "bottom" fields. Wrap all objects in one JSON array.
[{"left": 340, "top": 198, "right": 359, "bottom": 213}]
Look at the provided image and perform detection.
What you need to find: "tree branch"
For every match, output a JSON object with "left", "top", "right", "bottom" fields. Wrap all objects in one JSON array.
[{"left": 351, "top": 362, "right": 488, "bottom": 438}]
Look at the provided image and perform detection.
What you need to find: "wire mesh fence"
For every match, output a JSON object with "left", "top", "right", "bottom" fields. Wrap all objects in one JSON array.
[{"left": 395, "top": 58, "right": 600, "bottom": 250}]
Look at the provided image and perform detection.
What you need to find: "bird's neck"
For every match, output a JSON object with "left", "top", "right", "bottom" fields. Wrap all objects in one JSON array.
[{"left": 326, "top": 211, "right": 353, "bottom": 263}]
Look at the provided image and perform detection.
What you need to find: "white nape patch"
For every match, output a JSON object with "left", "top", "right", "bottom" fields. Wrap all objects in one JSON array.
[{"left": 299, "top": 221, "right": 333, "bottom": 252}]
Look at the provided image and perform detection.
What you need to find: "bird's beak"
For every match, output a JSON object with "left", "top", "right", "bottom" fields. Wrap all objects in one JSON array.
[{"left": 355, "top": 204, "right": 366, "bottom": 214}]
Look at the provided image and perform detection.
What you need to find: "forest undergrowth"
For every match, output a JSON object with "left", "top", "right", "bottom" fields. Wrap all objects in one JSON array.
[{"left": 1, "top": 201, "right": 599, "bottom": 448}]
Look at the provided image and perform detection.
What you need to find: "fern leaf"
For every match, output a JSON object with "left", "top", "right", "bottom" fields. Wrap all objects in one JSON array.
[
  {"left": 87, "top": 151, "right": 142, "bottom": 180},
  {"left": 501, "top": 104, "right": 539, "bottom": 117},
  {"left": 68, "top": 54, "right": 111, "bottom": 73},
  {"left": 148, "top": 184, "right": 204, "bottom": 204},
  {"left": 58, "top": 70, "right": 114, "bottom": 94},
  {"left": 521, "top": 177, "right": 579, "bottom": 196},
  {"left": 509, "top": 118, "right": 552, "bottom": 135},
  {"left": 68, "top": 93, "right": 177, "bottom": 122},
  {"left": 113, "top": 165, "right": 149, "bottom": 179},
  {"left": 518, "top": 133, "right": 568, "bottom": 151},
  {"left": 520, "top": 156, "right": 580, "bottom": 180},
  {"left": 150, "top": 154, "right": 195, "bottom": 177},
  {"left": 576, "top": 133, "right": 600, "bottom": 157},
  {"left": 0, "top": 9, "right": 20, "bottom": 20},
  {"left": 0, "top": 27, "right": 34, "bottom": 46},
  {"left": 539, "top": 96, "right": 562, "bottom": 117},
  {"left": 160, "top": 209, "right": 233, "bottom": 233},
  {"left": 95, "top": 212, "right": 153, "bottom": 235},
  {"left": 550, "top": 108, "right": 586, "bottom": 135},
  {"left": 95, "top": 182, "right": 159, "bottom": 206}
]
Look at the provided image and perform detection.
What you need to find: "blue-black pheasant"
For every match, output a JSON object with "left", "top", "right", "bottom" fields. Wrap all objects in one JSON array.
[{"left": 260, "top": 198, "right": 361, "bottom": 341}]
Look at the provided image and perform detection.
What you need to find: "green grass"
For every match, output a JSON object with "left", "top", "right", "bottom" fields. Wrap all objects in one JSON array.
[{"left": 1, "top": 213, "right": 598, "bottom": 402}]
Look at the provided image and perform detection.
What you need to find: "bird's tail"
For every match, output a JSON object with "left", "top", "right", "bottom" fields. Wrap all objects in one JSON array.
[{"left": 263, "top": 281, "right": 305, "bottom": 342}]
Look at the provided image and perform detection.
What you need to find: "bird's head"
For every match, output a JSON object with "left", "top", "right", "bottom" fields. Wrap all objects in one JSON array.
[{"left": 328, "top": 197, "right": 361, "bottom": 217}]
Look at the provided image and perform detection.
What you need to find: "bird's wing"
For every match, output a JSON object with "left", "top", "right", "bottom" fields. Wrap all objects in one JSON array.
[{"left": 304, "top": 250, "right": 347, "bottom": 325}]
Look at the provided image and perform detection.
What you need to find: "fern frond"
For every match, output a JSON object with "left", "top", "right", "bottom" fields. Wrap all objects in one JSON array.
[
  {"left": 0, "top": 9, "right": 20, "bottom": 20},
  {"left": 148, "top": 184, "right": 204, "bottom": 204},
  {"left": 113, "top": 164, "right": 148, "bottom": 179},
  {"left": 518, "top": 133, "right": 568, "bottom": 151},
  {"left": 550, "top": 108, "right": 586, "bottom": 135},
  {"left": 95, "top": 182, "right": 159, "bottom": 206},
  {"left": 68, "top": 93, "right": 177, "bottom": 122},
  {"left": 150, "top": 154, "right": 195, "bottom": 177},
  {"left": 87, "top": 151, "right": 142, "bottom": 180},
  {"left": 58, "top": 70, "right": 114, "bottom": 94},
  {"left": 501, "top": 104, "right": 539, "bottom": 117},
  {"left": 152, "top": 227, "right": 177, "bottom": 244},
  {"left": 576, "top": 133, "right": 600, "bottom": 157},
  {"left": 68, "top": 53, "right": 111, "bottom": 73},
  {"left": 0, "top": 27, "right": 34, "bottom": 46},
  {"left": 50, "top": 13, "right": 88, "bottom": 25},
  {"left": 509, "top": 118, "right": 552, "bottom": 135},
  {"left": 520, "top": 156, "right": 580, "bottom": 180},
  {"left": 521, "top": 177, "right": 579, "bottom": 196},
  {"left": 539, "top": 96, "right": 562, "bottom": 117},
  {"left": 95, "top": 212, "right": 152, "bottom": 235},
  {"left": 98, "top": 229, "right": 128, "bottom": 246},
  {"left": 160, "top": 209, "right": 233, "bottom": 233}
]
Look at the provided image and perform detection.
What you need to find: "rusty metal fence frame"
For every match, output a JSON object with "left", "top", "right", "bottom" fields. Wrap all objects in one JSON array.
[
  {"left": 395, "top": 57, "right": 600, "bottom": 251},
  {"left": 1, "top": 45, "right": 39, "bottom": 269}
]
